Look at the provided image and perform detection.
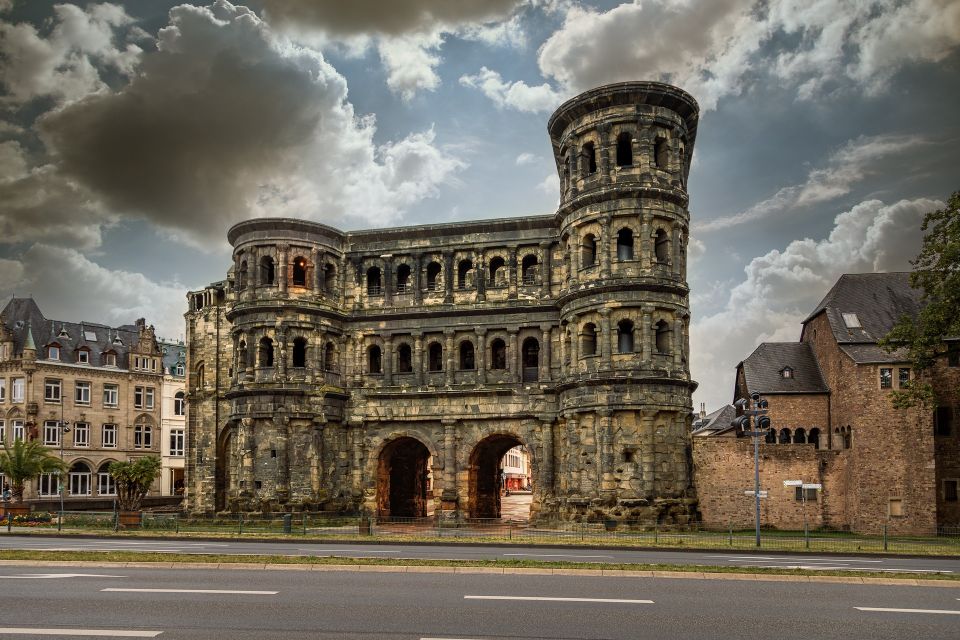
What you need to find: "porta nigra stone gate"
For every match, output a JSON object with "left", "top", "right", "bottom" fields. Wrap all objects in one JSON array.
[{"left": 185, "top": 81, "right": 699, "bottom": 523}]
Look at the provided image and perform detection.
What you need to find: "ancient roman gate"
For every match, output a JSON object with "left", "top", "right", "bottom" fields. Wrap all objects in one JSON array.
[{"left": 185, "top": 81, "right": 699, "bottom": 523}]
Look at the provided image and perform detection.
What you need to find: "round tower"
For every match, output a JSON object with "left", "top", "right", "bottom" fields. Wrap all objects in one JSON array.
[{"left": 548, "top": 82, "right": 698, "bottom": 522}]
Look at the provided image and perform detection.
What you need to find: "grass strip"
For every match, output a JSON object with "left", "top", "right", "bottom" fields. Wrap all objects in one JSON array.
[{"left": 1, "top": 549, "right": 958, "bottom": 582}]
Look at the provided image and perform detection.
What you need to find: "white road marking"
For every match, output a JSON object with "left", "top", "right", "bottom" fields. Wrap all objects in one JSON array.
[
  {"left": 102, "top": 588, "right": 277, "bottom": 595},
  {"left": 502, "top": 553, "right": 614, "bottom": 559},
  {"left": 299, "top": 549, "right": 399, "bottom": 553},
  {"left": 464, "top": 595, "right": 653, "bottom": 604},
  {"left": 856, "top": 607, "right": 960, "bottom": 615},
  {"left": 0, "top": 628, "right": 161, "bottom": 637},
  {"left": 705, "top": 555, "right": 884, "bottom": 563},
  {"left": 0, "top": 573, "right": 125, "bottom": 579}
]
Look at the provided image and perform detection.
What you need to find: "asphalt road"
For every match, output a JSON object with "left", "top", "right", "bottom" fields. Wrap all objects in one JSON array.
[
  {"left": 0, "top": 564, "right": 957, "bottom": 639},
  {"left": 0, "top": 535, "right": 958, "bottom": 574}
]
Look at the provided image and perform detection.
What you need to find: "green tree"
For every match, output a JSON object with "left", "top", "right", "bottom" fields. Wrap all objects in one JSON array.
[
  {"left": 0, "top": 439, "right": 68, "bottom": 503},
  {"left": 879, "top": 191, "right": 960, "bottom": 408},
  {"left": 109, "top": 456, "right": 162, "bottom": 511}
]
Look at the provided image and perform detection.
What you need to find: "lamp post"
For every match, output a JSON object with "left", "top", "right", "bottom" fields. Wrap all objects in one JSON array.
[
  {"left": 57, "top": 401, "right": 70, "bottom": 532},
  {"left": 732, "top": 392, "right": 770, "bottom": 547}
]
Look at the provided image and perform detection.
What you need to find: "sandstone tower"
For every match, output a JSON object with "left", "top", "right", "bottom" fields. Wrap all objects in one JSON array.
[{"left": 185, "top": 81, "right": 698, "bottom": 524}]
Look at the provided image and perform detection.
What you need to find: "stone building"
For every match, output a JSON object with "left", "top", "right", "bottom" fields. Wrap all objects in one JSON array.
[
  {"left": 0, "top": 298, "right": 165, "bottom": 507},
  {"left": 185, "top": 81, "right": 699, "bottom": 523},
  {"left": 693, "top": 273, "right": 960, "bottom": 535},
  {"left": 160, "top": 341, "right": 186, "bottom": 496}
]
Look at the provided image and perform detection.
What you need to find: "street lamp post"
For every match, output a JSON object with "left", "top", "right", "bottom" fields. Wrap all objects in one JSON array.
[
  {"left": 57, "top": 401, "right": 70, "bottom": 532},
  {"left": 732, "top": 392, "right": 770, "bottom": 547}
]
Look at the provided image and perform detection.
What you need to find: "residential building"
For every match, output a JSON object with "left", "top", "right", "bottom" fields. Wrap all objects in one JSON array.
[{"left": 160, "top": 341, "right": 186, "bottom": 497}]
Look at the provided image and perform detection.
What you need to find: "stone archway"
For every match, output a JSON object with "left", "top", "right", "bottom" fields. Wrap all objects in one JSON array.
[
  {"left": 214, "top": 425, "right": 236, "bottom": 512},
  {"left": 376, "top": 437, "right": 431, "bottom": 518},
  {"left": 468, "top": 433, "right": 527, "bottom": 519}
]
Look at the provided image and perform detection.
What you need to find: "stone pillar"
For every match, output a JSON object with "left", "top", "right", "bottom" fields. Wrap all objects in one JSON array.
[
  {"left": 539, "top": 324, "right": 552, "bottom": 382},
  {"left": 567, "top": 415, "right": 581, "bottom": 497},
  {"left": 276, "top": 413, "right": 290, "bottom": 502},
  {"left": 441, "top": 419, "right": 458, "bottom": 514},
  {"left": 599, "top": 309, "right": 612, "bottom": 371},
  {"left": 476, "top": 250, "right": 486, "bottom": 302},
  {"left": 598, "top": 124, "right": 611, "bottom": 186},
  {"left": 412, "top": 253, "right": 423, "bottom": 305},
  {"left": 599, "top": 410, "right": 614, "bottom": 498},
  {"left": 673, "top": 316, "right": 683, "bottom": 369},
  {"left": 350, "top": 420, "right": 364, "bottom": 499},
  {"left": 671, "top": 224, "right": 681, "bottom": 277},
  {"left": 508, "top": 329, "right": 519, "bottom": 383},
  {"left": 383, "top": 333, "right": 393, "bottom": 387},
  {"left": 640, "top": 213, "right": 651, "bottom": 271},
  {"left": 443, "top": 251, "right": 454, "bottom": 304},
  {"left": 641, "top": 308, "right": 653, "bottom": 364},
  {"left": 413, "top": 332, "right": 424, "bottom": 387},
  {"left": 640, "top": 410, "right": 655, "bottom": 497},
  {"left": 507, "top": 246, "right": 518, "bottom": 300},
  {"left": 600, "top": 215, "right": 612, "bottom": 278},
  {"left": 383, "top": 256, "right": 393, "bottom": 306},
  {"left": 570, "top": 228, "right": 580, "bottom": 284},
  {"left": 568, "top": 316, "right": 579, "bottom": 374},
  {"left": 276, "top": 326, "right": 287, "bottom": 379},
  {"left": 540, "top": 418, "right": 555, "bottom": 497},
  {"left": 277, "top": 244, "right": 288, "bottom": 295},
  {"left": 353, "top": 333, "right": 364, "bottom": 385},
  {"left": 540, "top": 241, "right": 552, "bottom": 298},
  {"left": 241, "top": 419, "right": 255, "bottom": 498},
  {"left": 475, "top": 327, "right": 487, "bottom": 385},
  {"left": 444, "top": 330, "right": 455, "bottom": 386},
  {"left": 568, "top": 143, "right": 579, "bottom": 197},
  {"left": 558, "top": 324, "right": 567, "bottom": 377},
  {"left": 315, "top": 249, "right": 324, "bottom": 292}
]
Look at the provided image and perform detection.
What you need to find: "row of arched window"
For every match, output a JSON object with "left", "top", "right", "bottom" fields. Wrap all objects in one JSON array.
[
  {"left": 242, "top": 337, "right": 338, "bottom": 372},
  {"left": 235, "top": 255, "right": 337, "bottom": 292},
  {"left": 365, "top": 255, "right": 542, "bottom": 296},
  {"left": 570, "top": 227, "right": 670, "bottom": 268},
  {"left": 561, "top": 130, "right": 687, "bottom": 189},
  {"left": 575, "top": 319, "right": 673, "bottom": 356},
  {"left": 764, "top": 427, "right": 822, "bottom": 449},
  {"left": 365, "top": 337, "right": 542, "bottom": 380}
]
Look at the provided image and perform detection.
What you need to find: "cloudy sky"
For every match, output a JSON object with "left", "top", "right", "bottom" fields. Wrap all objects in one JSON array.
[{"left": 1, "top": 0, "right": 958, "bottom": 410}]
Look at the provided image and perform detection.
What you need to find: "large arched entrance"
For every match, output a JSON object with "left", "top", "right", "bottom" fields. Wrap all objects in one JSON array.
[
  {"left": 377, "top": 437, "right": 431, "bottom": 518},
  {"left": 468, "top": 434, "right": 531, "bottom": 519}
]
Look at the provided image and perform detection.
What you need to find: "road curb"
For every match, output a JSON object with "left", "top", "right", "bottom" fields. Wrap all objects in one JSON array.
[{"left": 1, "top": 559, "right": 957, "bottom": 587}]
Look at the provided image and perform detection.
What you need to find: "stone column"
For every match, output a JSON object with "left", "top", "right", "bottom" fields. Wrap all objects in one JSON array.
[
  {"left": 599, "top": 410, "right": 614, "bottom": 498},
  {"left": 539, "top": 324, "right": 552, "bottom": 382},
  {"left": 475, "top": 327, "right": 487, "bottom": 385},
  {"left": 441, "top": 418, "right": 458, "bottom": 514},
  {"left": 640, "top": 213, "right": 651, "bottom": 271},
  {"left": 540, "top": 241, "right": 552, "bottom": 298},
  {"left": 444, "top": 330, "right": 455, "bottom": 386},
  {"left": 599, "top": 309, "right": 612, "bottom": 371},
  {"left": 558, "top": 324, "right": 567, "bottom": 377},
  {"left": 640, "top": 410, "right": 656, "bottom": 497},
  {"left": 673, "top": 316, "right": 684, "bottom": 369},
  {"left": 383, "top": 333, "right": 393, "bottom": 387},
  {"left": 570, "top": 229, "right": 580, "bottom": 284},
  {"left": 508, "top": 329, "right": 519, "bottom": 383},
  {"left": 598, "top": 124, "right": 611, "bottom": 186},
  {"left": 276, "top": 326, "right": 287, "bottom": 379},
  {"left": 412, "top": 332, "right": 424, "bottom": 387},
  {"left": 277, "top": 244, "right": 288, "bottom": 294},
  {"left": 241, "top": 419, "right": 255, "bottom": 499},
  {"left": 671, "top": 224, "right": 681, "bottom": 277},
  {"left": 353, "top": 333, "right": 364, "bottom": 385},
  {"left": 476, "top": 250, "right": 486, "bottom": 302},
  {"left": 568, "top": 143, "right": 579, "bottom": 197},
  {"left": 249, "top": 246, "right": 260, "bottom": 288},
  {"left": 641, "top": 308, "right": 653, "bottom": 364},
  {"left": 567, "top": 415, "right": 581, "bottom": 497},
  {"left": 276, "top": 413, "right": 290, "bottom": 502},
  {"left": 507, "top": 246, "right": 519, "bottom": 300},
  {"left": 600, "top": 215, "right": 612, "bottom": 278},
  {"left": 412, "top": 253, "right": 423, "bottom": 305},
  {"left": 350, "top": 420, "right": 364, "bottom": 499},
  {"left": 443, "top": 251, "right": 454, "bottom": 304},
  {"left": 568, "top": 316, "right": 579, "bottom": 374},
  {"left": 315, "top": 249, "right": 324, "bottom": 292},
  {"left": 540, "top": 417, "right": 555, "bottom": 497},
  {"left": 383, "top": 256, "right": 393, "bottom": 306}
]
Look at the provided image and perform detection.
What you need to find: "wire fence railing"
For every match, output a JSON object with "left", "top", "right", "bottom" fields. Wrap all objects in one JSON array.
[{"left": 3, "top": 510, "right": 960, "bottom": 556}]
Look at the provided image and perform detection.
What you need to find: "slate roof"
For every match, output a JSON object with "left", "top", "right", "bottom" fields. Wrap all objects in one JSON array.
[
  {"left": 0, "top": 297, "right": 151, "bottom": 370},
  {"left": 739, "top": 342, "right": 829, "bottom": 395},
  {"left": 692, "top": 404, "right": 737, "bottom": 436},
  {"left": 160, "top": 340, "right": 186, "bottom": 377},
  {"left": 802, "top": 272, "right": 922, "bottom": 362}
]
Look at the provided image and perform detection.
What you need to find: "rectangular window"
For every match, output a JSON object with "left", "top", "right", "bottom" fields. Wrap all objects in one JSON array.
[
  {"left": 935, "top": 406, "right": 954, "bottom": 437},
  {"left": 102, "top": 424, "right": 117, "bottom": 448},
  {"left": 73, "top": 422, "right": 89, "bottom": 447},
  {"left": 898, "top": 368, "right": 910, "bottom": 388},
  {"left": 0, "top": 419, "right": 4, "bottom": 445},
  {"left": 948, "top": 343, "right": 960, "bottom": 368},
  {"left": 44, "top": 378, "right": 61, "bottom": 402},
  {"left": 12, "top": 420, "right": 24, "bottom": 442},
  {"left": 0, "top": 378, "right": 5, "bottom": 402},
  {"left": 74, "top": 381, "right": 91, "bottom": 405},
  {"left": 170, "top": 429, "right": 185, "bottom": 457},
  {"left": 11, "top": 378, "right": 23, "bottom": 403},
  {"left": 103, "top": 384, "right": 119, "bottom": 408},
  {"left": 105, "top": 353, "right": 116, "bottom": 367},
  {"left": 77, "top": 350, "right": 89, "bottom": 364},
  {"left": 134, "top": 424, "right": 152, "bottom": 449},
  {"left": 48, "top": 346, "right": 60, "bottom": 360},
  {"left": 945, "top": 480, "right": 959, "bottom": 503},
  {"left": 69, "top": 470, "right": 91, "bottom": 496},
  {"left": 43, "top": 420, "right": 60, "bottom": 446},
  {"left": 888, "top": 497, "right": 904, "bottom": 518},
  {"left": 794, "top": 487, "right": 818, "bottom": 501},
  {"left": 98, "top": 472, "right": 116, "bottom": 496},
  {"left": 879, "top": 367, "right": 893, "bottom": 389},
  {"left": 145, "top": 387, "right": 155, "bottom": 410},
  {"left": 37, "top": 473, "right": 59, "bottom": 497},
  {"left": 134, "top": 386, "right": 144, "bottom": 408}
]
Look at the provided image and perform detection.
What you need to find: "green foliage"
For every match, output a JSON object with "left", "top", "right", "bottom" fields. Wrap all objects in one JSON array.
[
  {"left": 0, "top": 439, "right": 67, "bottom": 503},
  {"left": 109, "top": 456, "right": 162, "bottom": 511}
]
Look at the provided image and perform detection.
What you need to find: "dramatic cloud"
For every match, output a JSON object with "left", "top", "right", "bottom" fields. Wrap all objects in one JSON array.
[
  {"left": 0, "top": 2, "right": 142, "bottom": 105},
  {"left": 690, "top": 196, "right": 940, "bottom": 410},
  {"left": 459, "top": 67, "right": 564, "bottom": 113},
  {"left": 515, "top": 152, "right": 541, "bottom": 165},
  {"left": 696, "top": 135, "right": 927, "bottom": 232},
  {"left": 0, "top": 244, "right": 190, "bottom": 341},
  {"left": 31, "top": 1, "right": 464, "bottom": 245},
  {"left": 377, "top": 32, "right": 443, "bottom": 100}
]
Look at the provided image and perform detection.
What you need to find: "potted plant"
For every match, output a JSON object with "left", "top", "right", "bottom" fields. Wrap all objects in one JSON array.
[
  {"left": 0, "top": 440, "right": 67, "bottom": 518},
  {"left": 109, "top": 456, "right": 162, "bottom": 528}
]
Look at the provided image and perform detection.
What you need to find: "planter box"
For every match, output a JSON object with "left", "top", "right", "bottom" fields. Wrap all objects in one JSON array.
[
  {"left": 118, "top": 511, "right": 142, "bottom": 529},
  {"left": 2, "top": 504, "right": 30, "bottom": 518}
]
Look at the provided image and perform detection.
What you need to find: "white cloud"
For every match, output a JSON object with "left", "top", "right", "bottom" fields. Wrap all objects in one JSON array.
[
  {"left": 515, "top": 152, "right": 541, "bottom": 165},
  {"left": 0, "top": 244, "right": 189, "bottom": 341},
  {"left": 459, "top": 67, "right": 564, "bottom": 113},
  {"left": 696, "top": 135, "right": 927, "bottom": 232},
  {"left": 28, "top": 2, "right": 464, "bottom": 245},
  {"left": 377, "top": 32, "right": 443, "bottom": 100},
  {"left": 690, "top": 196, "right": 940, "bottom": 411},
  {"left": 536, "top": 172, "right": 559, "bottom": 198}
]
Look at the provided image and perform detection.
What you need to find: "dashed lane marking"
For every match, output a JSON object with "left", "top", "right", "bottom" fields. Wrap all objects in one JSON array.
[
  {"left": 856, "top": 607, "right": 960, "bottom": 615},
  {"left": 465, "top": 595, "right": 653, "bottom": 604}
]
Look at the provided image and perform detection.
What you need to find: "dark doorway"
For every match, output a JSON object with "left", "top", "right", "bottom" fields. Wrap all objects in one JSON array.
[
  {"left": 377, "top": 437, "right": 431, "bottom": 518},
  {"left": 468, "top": 434, "right": 527, "bottom": 519}
]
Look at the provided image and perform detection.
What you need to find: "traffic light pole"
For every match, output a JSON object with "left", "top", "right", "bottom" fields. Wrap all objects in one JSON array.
[{"left": 733, "top": 393, "right": 769, "bottom": 548}]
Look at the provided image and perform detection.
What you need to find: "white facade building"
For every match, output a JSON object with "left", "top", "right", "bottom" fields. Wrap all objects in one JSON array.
[{"left": 160, "top": 341, "right": 186, "bottom": 497}]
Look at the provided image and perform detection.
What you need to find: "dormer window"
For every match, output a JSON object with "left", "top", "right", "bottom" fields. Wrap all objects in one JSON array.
[
  {"left": 103, "top": 352, "right": 117, "bottom": 367},
  {"left": 781, "top": 366, "right": 793, "bottom": 379},
  {"left": 842, "top": 313, "right": 861, "bottom": 329},
  {"left": 77, "top": 350, "right": 89, "bottom": 364},
  {"left": 48, "top": 346, "right": 60, "bottom": 360}
]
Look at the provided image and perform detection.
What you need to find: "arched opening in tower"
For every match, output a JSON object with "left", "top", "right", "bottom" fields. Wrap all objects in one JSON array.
[
  {"left": 468, "top": 434, "right": 532, "bottom": 520},
  {"left": 377, "top": 437, "right": 431, "bottom": 518}
]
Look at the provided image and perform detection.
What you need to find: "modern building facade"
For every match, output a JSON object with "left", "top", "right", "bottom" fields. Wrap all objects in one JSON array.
[
  {"left": 185, "top": 81, "right": 699, "bottom": 523},
  {"left": 0, "top": 298, "right": 165, "bottom": 507},
  {"left": 693, "top": 273, "right": 960, "bottom": 534}
]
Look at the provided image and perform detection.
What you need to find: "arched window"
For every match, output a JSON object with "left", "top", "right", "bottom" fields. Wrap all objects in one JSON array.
[
  {"left": 459, "top": 341, "right": 475, "bottom": 370},
  {"left": 582, "top": 234, "right": 597, "bottom": 268},
  {"left": 616, "top": 132, "right": 633, "bottom": 167},
  {"left": 426, "top": 262, "right": 442, "bottom": 291},
  {"left": 324, "top": 341, "right": 336, "bottom": 372},
  {"left": 398, "top": 343, "right": 412, "bottom": 373},
  {"left": 428, "top": 342, "right": 443, "bottom": 372},
  {"left": 655, "top": 320, "right": 671, "bottom": 354},
  {"left": 765, "top": 428, "right": 776, "bottom": 444},
  {"left": 654, "top": 228, "right": 670, "bottom": 263},
  {"left": 368, "top": 345, "right": 382, "bottom": 374},
  {"left": 258, "top": 337, "right": 274, "bottom": 368},
  {"left": 195, "top": 363, "right": 205, "bottom": 389},
  {"left": 808, "top": 428, "right": 821, "bottom": 450},
  {"left": 174, "top": 391, "right": 185, "bottom": 416},
  {"left": 292, "top": 337, "right": 307, "bottom": 368},
  {"left": 617, "top": 228, "right": 634, "bottom": 261},
  {"left": 237, "top": 261, "right": 248, "bottom": 290},
  {"left": 489, "top": 256, "right": 506, "bottom": 286},
  {"left": 260, "top": 256, "right": 275, "bottom": 286},
  {"left": 522, "top": 337, "right": 539, "bottom": 382},
  {"left": 778, "top": 428, "right": 792, "bottom": 444},
  {"left": 654, "top": 137, "right": 669, "bottom": 170},
  {"left": 367, "top": 266, "right": 382, "bottom": 295},
  {"left": 581, "top": 141, "right": 597, "bottom": 175},
  {"left": 97, "top": 462, "right": 116, "bottom": 496},
  {"left": 582, "top": 323, "right": 597, "bottom": 356},
  {"left": 323, "top": 263, "right": 336, "bottom": 293},
  {"left": 134, "top": 417, "right": 153, "bottom": 449},
  {"left": 237, "top": 340, "right": 247, "bottom": 371},
  {"left": 68, "top": 462, "right": 91, "bottom": 496},
  {"left": 490, "top": 339, "right": 507, "bottom": 370},
  {"left": 521, "top": 255, "right": 538, "bottom": 285},
  {"left": 457, "top": 259, "right": 473, "bottom": 289},
  {"left": 292, "top": 256, "right": 307, "bottom": 287},
  {"left": 617, "top": 319, "right": 634, "bottom": 353},
  {"left": 396, "top": 264, "right": 411, "bottom": 293},
  {"left": 793, "top": 427, "right": 806, "bottom": 444}
]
